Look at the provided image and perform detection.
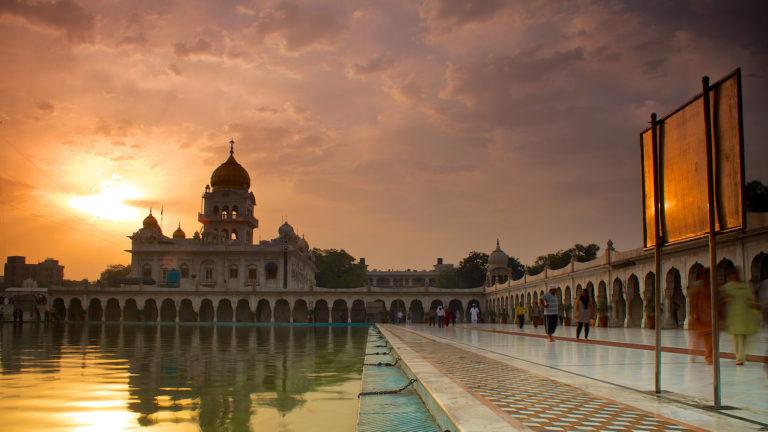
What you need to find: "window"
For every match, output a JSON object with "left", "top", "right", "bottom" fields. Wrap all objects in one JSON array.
[
  {"left": 266, "top": 262, "right": 278, "bottom": 279},
  {"left": 180, "top": 264, "right": 189, "bottom": 278},
  {"left": 232, "top": 206, "right": 238, "bottom": 218},
  {"left": 229, "top": 265, "right": 238, "bottom": 279},
  {"left": 248, "top": 267, "right": 257, "bottom": 280},
  {"left": 202, "top": 262, "right": 215, "bottom": 283},
  {"left": 230, "top": 230, "right": 238, "bottom": 240},
  {"left": 212, "top": 206, "right": 219, "bottom": 217},
  {"left": 221, "top": 206, "right": 229, "bottom": 220},
  {"left": 221, "top": 230, "right": 228, "bottom": 241},
  {"left": 161, "top": 268, "right": 169, "bottom": 282},
  {"left": 142, "top": 264, "right": 152, "bottom": 279}
]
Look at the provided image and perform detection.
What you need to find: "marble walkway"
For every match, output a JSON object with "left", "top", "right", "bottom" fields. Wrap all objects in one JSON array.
[{"left": 384, "top": 324, "right": 768, "bottom": 431}]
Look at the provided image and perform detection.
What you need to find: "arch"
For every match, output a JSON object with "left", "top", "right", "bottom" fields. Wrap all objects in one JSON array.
[
  {"left": 221, "top": 206, "right": 229, "bottom": 219},
  {"left": 409, "top": 300, "right": 424, "bottom": 323},
  {"left": 351, "top": 299, "right": 366, "bottom": 323},
  {"left": 643, "top": 272, "right": 656, "bottom": 328},
  {"left": 597, "top": 280, "right": 608, "bottom": 312},
  {"left": 429, "top": 299, "right": 443, "bottom": 313},
  {"left": 374, "top": 299, "right": 387, "bottom": 322},
  {"left": 448, "top": 299, "right": 463, "bottom": 322},
  {"left": 668, "top": 267, "right": 685, "bottom": 328},
  {"left": 179, "top": 299, "right": 196, "bottom": 322},
  {"left": 230, "top": 229, "right": 238, "bottom": 241},
  {"left": 122, "top": 298, "right": 139, "bottom": 321},
  {"left": 564, "top": 286, "right": 572, "bottom": 320},
  {"left": 716, "top": 258, "right": 736, "bottom": 286},
  {"left": 390, "top": 299, "right": 406, "bottom": 323},
  {"left": 143, "top": 299, "right": 158, "bottom": 322},
  {"left": 751, "top": 252, "right": 768, "bottom": 309},
  {"left": 585, "top": 282, "right": 597, "bottom": 316},
  {"left": 274, "top": 299, "right": 291, "bottom": 322},
  {"left": 221, "top": 229, "right": 228, "bottom": 242},
  {"left": 466, "top": 299, "right": 481, "bottom": 321},
  {"left": 255, "top": 299, "right": 271, "bottom": 322},
  {"left": 331, "top": 299, "right": 348, "bottom": 323},
  {"left": 52, "top": 298, "right": 66, "bottom": 321},
  {"left": 235, "top": 299, "right": 253, "bottom": 322},
  {"left": 627, "top": 274, "right": 642, "bottom": 327},
  {"left": 526, "top": 292, "right": 532, "bottom": 306},
  {"left": 611, "top": 278, "right": 626, "bottom": 327},
  {"left": 229, "top": 265, "right": 238, "bottom": 279},
  {"left": 199, "top": 299, "right": 214, "bottom": 322},
  {"left": 216, "top": 299, "right": 233, "bottom": 322},
  {"left": 293, "top": 299, "right": 309, "bottom": 323},
  {"left": 88, "top": 298, "right": 103, "bottom": 321},
  {"left": 104, "top": 298, "right": 121, "bottom": 322},
  {"left": 231, "top": 206, "right": 239, "bottom": 218},
  {"left": 314, "top": 299, "right": 329, "bottom": 323},
  {"left": 68, "top": 298, "right": 84, "bottom": 321},
  {"left": 160, "top": 298, "right": 176, "bottom": 322}
]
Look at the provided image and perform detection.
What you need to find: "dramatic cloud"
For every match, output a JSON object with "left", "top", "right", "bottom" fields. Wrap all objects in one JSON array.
[
  {"left": 0, "top": 0, "right": 766, "bottom": 279},
  {"left": 0, "top": 0, "right": 95, "bottom": 43}
]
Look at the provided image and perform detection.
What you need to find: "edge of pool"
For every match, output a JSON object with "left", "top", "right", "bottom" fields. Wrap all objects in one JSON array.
[{"left": 377, "top": 324, "right": 518, "bottom": 432}]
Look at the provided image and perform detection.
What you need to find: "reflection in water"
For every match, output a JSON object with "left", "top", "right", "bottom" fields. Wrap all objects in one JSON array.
[{"left": 0, "top": 324, "right": 368, "bottom": 432}]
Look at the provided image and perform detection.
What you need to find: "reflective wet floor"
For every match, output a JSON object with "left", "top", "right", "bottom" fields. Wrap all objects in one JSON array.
[{"left": 0, "top": 324, "right": 368, "bottom": 432}]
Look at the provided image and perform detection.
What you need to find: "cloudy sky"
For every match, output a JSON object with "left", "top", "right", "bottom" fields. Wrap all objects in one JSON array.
[{"left": 0, "top": 0, "right": 766, "bottom": 279}]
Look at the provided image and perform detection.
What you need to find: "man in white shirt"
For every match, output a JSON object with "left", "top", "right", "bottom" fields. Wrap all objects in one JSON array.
[
  {"left": 470, "top": 305, "right": 479, "bottom": 324},
  {"left": 436, "top": 306, "right": 445, "bottom": 328}
]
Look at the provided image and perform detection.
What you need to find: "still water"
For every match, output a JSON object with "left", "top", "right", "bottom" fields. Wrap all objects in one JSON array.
[{"left": 0, "top": 324, "right": 368, "bottom": 432}]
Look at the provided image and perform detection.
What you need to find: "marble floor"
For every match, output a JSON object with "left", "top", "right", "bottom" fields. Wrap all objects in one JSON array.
[{"left": 404, "top": 324, "right": 768, "bottom": 427}]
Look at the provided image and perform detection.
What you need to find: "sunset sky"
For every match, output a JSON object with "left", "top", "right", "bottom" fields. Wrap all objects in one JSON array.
[{"left": 0, "top": 0, "right": 766, "bottom": 280}]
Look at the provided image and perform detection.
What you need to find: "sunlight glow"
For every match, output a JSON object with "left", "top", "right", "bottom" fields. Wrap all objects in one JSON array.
[{"left": 68, "top": 179, "right": 144, "bottom": 221}]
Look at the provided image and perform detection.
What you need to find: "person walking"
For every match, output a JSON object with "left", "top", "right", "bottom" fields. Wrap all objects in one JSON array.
[
  {"left": 451, "top": 308, "right": 457, "bottom": 325},
  {"left": 436, "top": 306, "right": 445, "bottom": 328},
  {"left": 721, "top": 268, "right": 761, "bottom": 365},
  {"left": 575, "top": 290, "right": 594, "bottom": 340},
  {"left": 444, "top": 309, "right": 451, "bottom": 327},
  {"left": 540, "top": 286, "right": 559, "bottom": 341},
  {"left": 428, "top": 309, "right": 435, "bottom": 326},
  {"left": 689, "top": 267, "right": 714, "bottom": 364},
  {"left": 532, "top": 303, "right": 541, "bottom": 328},
  {"left": 470, "top": 304, "right": 479, "bottom": 324},
  {"left": 515, "top": 303, "right": 526, "bottom": 329}
]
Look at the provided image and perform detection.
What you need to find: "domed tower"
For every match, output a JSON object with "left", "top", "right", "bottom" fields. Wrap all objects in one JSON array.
[
  {"left": 198, "top": 140, "right": 259, "bottom": 244},
  {"left": 487, "top": 239, "right": 511, "bottom": 286}
]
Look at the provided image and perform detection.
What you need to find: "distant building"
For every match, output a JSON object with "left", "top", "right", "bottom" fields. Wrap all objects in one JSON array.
[{"left": 2, "top": 256, "right": 64, "bottom": 288}]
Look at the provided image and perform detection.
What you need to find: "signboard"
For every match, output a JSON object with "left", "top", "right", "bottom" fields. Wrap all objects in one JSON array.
[{"left": 641, "top": 69, "right": 745, "bottom": 247}]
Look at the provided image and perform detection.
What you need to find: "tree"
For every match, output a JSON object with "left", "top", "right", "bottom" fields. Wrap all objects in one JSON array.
[
  {"left": 507, "top": 256, "right": 525, "bottom": 280},
  {"left": 746, "top": 180, "right": 768, "bottom": 212},
  {"left": 311, "top": 248, "right": 367, "bottom": 288},
  {"left": 435, "top": 267, "right": 460, "bottom": 289},
  {"left": 457, "top": 251, "right": 488, "bottom": 288},
  {"left": 525, "top": 243, "right": 600, "bottom": 275},
  {"left": 100, "top": 264, "right": 131, "bottom": 287}
]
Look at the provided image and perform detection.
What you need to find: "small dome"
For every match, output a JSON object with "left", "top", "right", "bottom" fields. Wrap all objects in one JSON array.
[
  {"left": 278, "top": 221, "right": 295, "bottom": 237},
  {"left": 210, "top": 140, "right": 250, "bottom": 191},
  {"left": 488, "top": 239, "right": 509, "bottom": 269},
  {"left": 173, "top": 223, "right": 185, "bottom": 239},
  {"left": 142, "top": 210, "right": 162, "bottom": 233}
]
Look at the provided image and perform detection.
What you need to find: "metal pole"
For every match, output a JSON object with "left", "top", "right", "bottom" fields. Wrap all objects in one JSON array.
[
  {"left": 650, "top": 112, "right": 663, "bottom": 394},
  {"left": 702, "top": 75, "right": 721, "bottom": 408}
]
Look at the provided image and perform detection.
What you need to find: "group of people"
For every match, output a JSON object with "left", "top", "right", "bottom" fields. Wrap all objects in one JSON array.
[
  {"left": 427, "top": 306, "right": 456, "bottom": 327},
  {"left": 689, "top": 266, "right": 762, "bottom": 365}
]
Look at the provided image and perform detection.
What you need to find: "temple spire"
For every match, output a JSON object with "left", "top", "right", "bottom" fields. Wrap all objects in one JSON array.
[{"left": 229, "top": 138, "right": 234, "bottom": 156}]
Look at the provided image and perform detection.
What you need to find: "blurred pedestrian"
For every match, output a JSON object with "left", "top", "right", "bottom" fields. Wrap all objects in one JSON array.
[
  {"left": 428, "top": 309, "right": 435, "bottom": 326},
  {"left": 532, "top": 303, "right": 541, "bottom": 328},
  {"left": 721, "top": 267, "right": 760, "bottom": 365},
  {"left": 541, "top": 286, "right": 559, "bottom": 342},
  {"left": 444, "top": 309, "right": 451, "bottom": 327},
  {"left": 451, "top": 308, "right": 457, "bottom": 325},
  {"left": 575, "top": 290, "right": 594, "bottom": 340},
  {"left": 436, "top": 306, "right": 445, "bottom": 328},
  {"left": 515, "top": 303, "right": 526, "bottom": 329},
  {"left": 689, "top": 267, "right": 713, "bottom": 364}
]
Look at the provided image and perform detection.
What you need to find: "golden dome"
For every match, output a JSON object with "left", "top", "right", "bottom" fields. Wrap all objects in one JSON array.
[
  {"left": 210, "top": 140, "right": 250, "bottom": 191},
  {"left": 142, "top": 210, "right": 162, "bottom": 233},
  {"left": 172, "top": 223, "right": 185, "bottom": 239}
]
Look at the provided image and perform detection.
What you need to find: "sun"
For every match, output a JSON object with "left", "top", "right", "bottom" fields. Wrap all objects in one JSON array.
[{"left": 68, "top": 178, "right": 144, "bottom": 221}]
